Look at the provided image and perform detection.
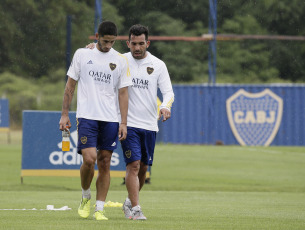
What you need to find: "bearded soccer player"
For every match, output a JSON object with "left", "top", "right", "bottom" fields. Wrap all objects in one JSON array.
[
  {"left": 59, "top": 21, "right": 132, "bottom": 221},
  {"left": 121, "top": 24, "right": 174, "bottom": 220}
]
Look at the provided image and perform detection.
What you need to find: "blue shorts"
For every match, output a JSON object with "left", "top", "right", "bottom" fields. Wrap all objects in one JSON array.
[
  {"left": 120, "top": 127, "right": 156, "bottom": 166},
  {"left": 77, "top": 118, "right": 119, "bottom": 154}
]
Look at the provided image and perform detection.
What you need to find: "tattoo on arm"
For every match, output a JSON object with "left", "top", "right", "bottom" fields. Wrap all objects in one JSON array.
[
  {"left": 66, "top": 86, "right": 74, "bottom": 97},
  {"left": 62, "top": 82, "right": 75, "bottom": 115}
]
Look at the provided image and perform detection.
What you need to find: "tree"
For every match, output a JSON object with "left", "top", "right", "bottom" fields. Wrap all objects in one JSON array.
[
  {"left": 217, "top": 14, "right": 279, "bottom": 83},
  {"left": 0, "top": 0, "right": 124, "bottom": 79},
  {"left": 1, "top": 0, "right": 305, "bottom": 83}
]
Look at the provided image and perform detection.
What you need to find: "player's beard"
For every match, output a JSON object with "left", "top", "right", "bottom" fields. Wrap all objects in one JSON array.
[
  {"left": 132, "top": 49, "right": 146, "bottom": 59},
  {"left": 98, "top": 40, "right": 110, "bottom": 52}
]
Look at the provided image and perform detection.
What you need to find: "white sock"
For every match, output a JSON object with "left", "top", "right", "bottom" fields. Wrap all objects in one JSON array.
[
  {"left": 82, "top": 188, "right": 91, "bottom": 199},
  {"left": 126, "top": 197, "right": 131, "bottom": 203},
  {"left": 95, "top": 200, "right": 105, "bottom": 211}
]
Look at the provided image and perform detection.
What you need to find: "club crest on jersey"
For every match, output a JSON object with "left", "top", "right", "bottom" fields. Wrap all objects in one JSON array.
[
  {"left": 147, "top": 67, "right": 154, "bottom": 75},
  {"left": 226, "top": 89, "right": 283, "bottom": 146},
  {"left": 81, "top": 136, "right": 87, "bottom": 144},
  {"left": 125, "top": 150, "right": 131, "bottom": 158},
  {"left": 109, "top": 63, "right": 116, "bottom": 71}
]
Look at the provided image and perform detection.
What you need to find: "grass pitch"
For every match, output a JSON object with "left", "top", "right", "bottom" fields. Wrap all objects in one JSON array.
[{"left": 0, "top": 131, "right": 305, "bottom": 229}]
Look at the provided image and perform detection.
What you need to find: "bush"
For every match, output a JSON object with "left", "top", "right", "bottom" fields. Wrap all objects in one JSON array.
[{"left": 0, "top": 70, "right": 73, "bottom": 128}]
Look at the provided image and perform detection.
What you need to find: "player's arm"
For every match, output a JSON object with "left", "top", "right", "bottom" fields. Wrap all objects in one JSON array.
[
  {"left": 117, "top": 53, "right": 132, "bottom": 139},
  {"left": 159, "top": 96, "right": 174, "bottom": 122},
  {"left": 158, "top": 63, "right": 175, "bottom": 122},
  {"left": 59, "top": 48, "right": 81, "bottom": 130},
  {"left": 59, "top": 77, "right": 77, "bottom": 130},
  {"left": 118, "top": 86, "right": 128, "bottom": 141}
]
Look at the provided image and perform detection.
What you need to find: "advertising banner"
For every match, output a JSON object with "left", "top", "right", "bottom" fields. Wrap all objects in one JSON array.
[{"left": 21, "top": 111, "right": 127, "bottom": 178}]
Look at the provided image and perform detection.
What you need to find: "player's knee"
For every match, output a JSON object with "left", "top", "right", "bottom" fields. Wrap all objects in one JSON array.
[
  {"left": 127, "top": 161, "right": 140, "bottom": 173},
  {"left": 83, "top": 156, "right": 96, "bottom": 167},
  {"left": 81, "top": 149, "right": 97, "bottom": 167},
  {"left": 99, "top": 157, "right": 111, "bottom": 167}
]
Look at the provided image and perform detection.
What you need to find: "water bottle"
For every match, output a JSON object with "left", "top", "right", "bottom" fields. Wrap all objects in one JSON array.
[{"left": 62, "top": 127, "right": 70, "bottom": 151}]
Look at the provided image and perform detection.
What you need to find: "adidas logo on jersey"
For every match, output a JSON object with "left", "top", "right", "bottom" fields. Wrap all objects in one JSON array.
[
  {"left": 111, "top": 142, "right": 116, "bottom": 147},
  {"left": 87, "top": 60, "right": 93, "bottom": 64}
]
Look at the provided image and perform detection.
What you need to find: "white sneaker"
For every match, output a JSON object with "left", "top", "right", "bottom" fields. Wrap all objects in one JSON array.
[
  {"left": 122, "top": 198, "right": 132, "bottom": 219},
  {"left": 131, "top": 205, "right": 147, "bottom": 220}
]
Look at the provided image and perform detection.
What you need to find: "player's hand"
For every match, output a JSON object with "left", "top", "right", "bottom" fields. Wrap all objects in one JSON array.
[
  {"left": 159, "top": 108, "right": 171, "bottom": 122},
  {"left": 86, "top": 43, "right": 96, "bottom": 49},
  {"left": 118, "top": 123, "right": 127, "bottom": 141},
  {"left": 59, "top": 115, "right": 71, "bottom": 131}
]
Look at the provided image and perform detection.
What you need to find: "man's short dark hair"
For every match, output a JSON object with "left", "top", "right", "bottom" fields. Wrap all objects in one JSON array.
[
  {"left": 128, "top": 24, "right": 149, "bottom": 41},
  {"left": 98, "top": 21, "right": 117, "bottom": 37}
]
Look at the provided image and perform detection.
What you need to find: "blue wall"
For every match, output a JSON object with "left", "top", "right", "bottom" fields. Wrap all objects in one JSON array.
[
  {"left": 158, "top": 84, "right": 305, "bottom": 146},
  {"left": 0, "top": 99, "right": 9, "bottom": 128}
]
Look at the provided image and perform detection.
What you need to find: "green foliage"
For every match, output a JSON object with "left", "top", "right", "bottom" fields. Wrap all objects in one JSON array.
[
  {"left": 36, "top": 69, "right": 67, "bottom": 112},
  {"left": 1, "top": 0, "right": 305, "bottom": 83},
  {"left": 217, "top": 40, "right": 281, "bottom": 83},
  {"left": 0, "top": 72, "right": 38, "bottom": 127},
  {"left": 138, "top": 11, "right": 208, "bottom": 83},
  {"left": 108, "top": 0, "right": 305, "bottom": 83},
  {"left": 0, "top": 0, "right": 124, "bottom": 79},
  {"left": 0, "top": 71, "right": 75, "bottom": 127},
  {"left": 217, "top": 14, "right": 279, "bottom": 83},
  {"left": 216, "top": 0, "right": 305, "bottom": 83}
]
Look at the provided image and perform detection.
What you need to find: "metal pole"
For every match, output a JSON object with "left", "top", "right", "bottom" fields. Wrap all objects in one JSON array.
[
  {"left": 95, "top": 0, "right": 102, "bottom": 34},
  {"left": 208, "top": 0, "right": 217, "bottom": 144},
  {"left": 208, "top": 0, "right": 217, "bottom": 84},
  {"left": 66, "top": 15, "right": 72, "bottom": 80}
]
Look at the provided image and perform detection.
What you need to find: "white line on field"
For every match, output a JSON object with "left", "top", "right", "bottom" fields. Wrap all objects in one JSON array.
[{"left": 0, "top": 205, "right": 71, "bottom": 211}]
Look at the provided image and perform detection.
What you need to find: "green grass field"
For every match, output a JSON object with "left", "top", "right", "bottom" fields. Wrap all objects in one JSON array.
[{"left": 0, "top": 131, "right": 305, "bottom": 229}]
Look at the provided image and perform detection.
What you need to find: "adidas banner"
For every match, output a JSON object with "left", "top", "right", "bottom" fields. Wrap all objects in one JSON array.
[{"left": 21, "top": 111, "right": 126, "bottom": 178}]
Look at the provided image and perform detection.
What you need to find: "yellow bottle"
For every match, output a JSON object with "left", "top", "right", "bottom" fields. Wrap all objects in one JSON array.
[{"left": 62, "top": 128, "right": 70, "bottom": 151}]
